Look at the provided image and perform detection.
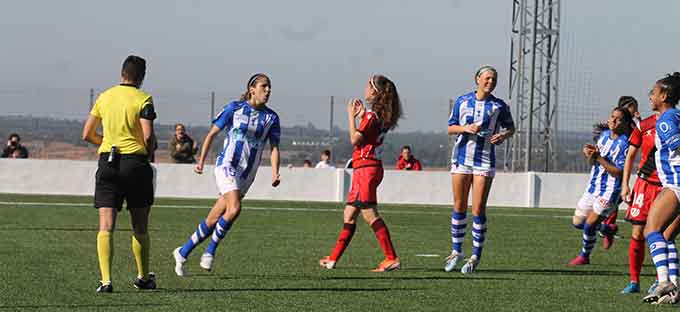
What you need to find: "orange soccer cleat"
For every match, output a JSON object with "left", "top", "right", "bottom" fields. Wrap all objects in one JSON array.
[{"left": 371, "top": 257, "right": 401, "bottom": 272}]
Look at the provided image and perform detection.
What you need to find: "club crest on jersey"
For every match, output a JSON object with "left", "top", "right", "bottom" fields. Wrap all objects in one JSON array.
[{"left": 660, "top": 122, "right": 671, "bottom": 133}]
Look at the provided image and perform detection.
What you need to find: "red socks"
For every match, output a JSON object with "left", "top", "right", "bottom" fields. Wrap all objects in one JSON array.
[
  {"left": 371, "top": 218, "right": 397, "bottom": 260},
  {"left": 603, "top": 210, "right": 618, "bottom": 225},
  {"left": 629, "top": 238, "right": 645, "bottom": 283},
  {"left": 329, "top": 223, "right": 356, "bottom": 261}
]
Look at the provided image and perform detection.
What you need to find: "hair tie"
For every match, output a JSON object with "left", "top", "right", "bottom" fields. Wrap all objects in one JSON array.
[{"left": 247, "top": 73, "right": 265, "bottom": 88}]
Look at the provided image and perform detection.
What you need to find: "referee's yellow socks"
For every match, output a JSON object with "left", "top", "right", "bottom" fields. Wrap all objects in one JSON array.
[
  {"left": 132, "top": 233, "right": 150, "bottom": 280},
  {"left": 96, "top": 231, "right": 113, "bottom": 284}
]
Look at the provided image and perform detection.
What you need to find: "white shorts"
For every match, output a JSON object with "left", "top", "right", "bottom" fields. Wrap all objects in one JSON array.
[
  {"left": 214, "top": 166, "right": 254, "bottom": 197},
  {"left": 450, "top": 163, "right": 495, "bottom": 177},
  {"left": 575, "top": 192, "right": 616, "bottom": 217}
]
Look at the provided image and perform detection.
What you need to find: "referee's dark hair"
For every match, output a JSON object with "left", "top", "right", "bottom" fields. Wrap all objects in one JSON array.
[{"left": 121, "top": 55, "right": 146, "bottom": 86}]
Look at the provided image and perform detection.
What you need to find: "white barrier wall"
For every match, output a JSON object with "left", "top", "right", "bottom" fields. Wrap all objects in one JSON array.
[{"left": 0, "top": 159, "right": 612, "bottom": 208}]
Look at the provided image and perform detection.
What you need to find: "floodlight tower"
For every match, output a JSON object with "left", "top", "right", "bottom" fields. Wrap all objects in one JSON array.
[{"left": 505, "top": 0, "right": 561, "bottom": 172}]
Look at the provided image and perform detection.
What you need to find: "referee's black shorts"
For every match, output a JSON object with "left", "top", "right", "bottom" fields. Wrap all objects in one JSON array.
[{"left": 94, "top": 153, "right": 154, "bottom": 210}]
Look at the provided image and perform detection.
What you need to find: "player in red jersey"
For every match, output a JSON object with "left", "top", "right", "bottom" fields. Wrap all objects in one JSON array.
[
  {"left": 600, "top": 96, "right": 640, "bottom": 249},
  {"left": 620, "top": 109, "right": 662, "bottom": 293},
  {"left": 319, "top": 74, "right": 403, "bottom": 272}
]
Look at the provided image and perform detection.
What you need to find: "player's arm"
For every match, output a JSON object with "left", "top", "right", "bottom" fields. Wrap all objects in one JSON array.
[
  {"left": 621, "top": 144, "right": 639, "bottom": 204},
  {"left": 81, "top": 115, "right": 103, "bottom": 145},
  {"left": 347, "top": 99, "right": 365, "bottom": 146},
  {"left": 194, "top": 125, "right": 221, "bottom": 174},
  {"left": 270, "top": 144, "right": 280, "bottom": 187},
  {"left": 593, "top": 152, "right": 623, "bottom": 178},
  {"left": 446, "top": 98, "right": 479, "bottom": 135}
]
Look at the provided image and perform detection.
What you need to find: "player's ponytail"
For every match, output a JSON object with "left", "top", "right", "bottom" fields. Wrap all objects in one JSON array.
[
  {"left": 368, "top": 75, "right": 402, "bottom": 130},
  {"left": 592, "top": 122, "right": 608, "bottom": 142},
  {"left": 657, "top": 72, "right": 680, "bottom": 107},
  {"left": 239, "top": 73, "right": 270, "bottom": 101}
]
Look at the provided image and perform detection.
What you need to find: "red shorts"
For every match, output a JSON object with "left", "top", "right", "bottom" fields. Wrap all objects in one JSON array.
[
  {"left": 346, "top": 166, "right": 384, "bottom": 208},
  {"left": 625, "top": 178, "right": 663, "bottom": 225}
]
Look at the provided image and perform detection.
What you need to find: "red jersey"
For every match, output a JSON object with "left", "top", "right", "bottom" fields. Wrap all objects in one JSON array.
[
  {"left": 352, "top": 111, "right": 386, "bottom": 169},
  {"left": 629, "top": 115, "right": 660, "bottom": 184},
  {"left": 396, "top": 156, "right": 422, "bottom": 170}
]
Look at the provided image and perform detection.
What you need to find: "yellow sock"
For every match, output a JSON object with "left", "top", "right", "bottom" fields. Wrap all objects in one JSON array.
[
  {"left": 97, "top": 231, "right": 113, "bottom": 284},
  {"left": 132, "top": 233, "right": 150, "bottom": 279}
]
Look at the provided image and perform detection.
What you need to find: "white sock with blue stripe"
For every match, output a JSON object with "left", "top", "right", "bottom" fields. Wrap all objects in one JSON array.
[
  {"left": 205, "top": 217, "right": 232, "bottom": 256},
  {"left": 472, "top": 215, "right": 487, "bottom": 259},
  {"left": 647, "top": 231, "right": 670, "bottom": 283},
  {"left": 451, "top": 212, "right": 467, "bottom": 254},
  {"left": 668, "top": 240, "right": 678, "bottom": 286},
  {"left": 580, "top": 223, "right": 597, "bottom": 257},
  {"left": 179, "top": 219, "right": 214, "bottom": 258}
]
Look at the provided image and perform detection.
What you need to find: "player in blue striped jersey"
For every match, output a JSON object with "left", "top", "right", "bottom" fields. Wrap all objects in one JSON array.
[
  {"left": 172, "top": 73, "right": 281, "bottom": 276},
  {"left": 642, "top": 72, "right": 680, "bottom": 303},
  {"left": 444, "top": 65, "right": 515, "bottom": 273},
  {"left": 568, "top": 107, "right": 632, "bottom": 266}
]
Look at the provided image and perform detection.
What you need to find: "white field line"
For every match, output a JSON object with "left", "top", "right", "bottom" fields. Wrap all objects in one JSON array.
[{"left": 0, "top": 200, "right": 581, "bottom": 220}]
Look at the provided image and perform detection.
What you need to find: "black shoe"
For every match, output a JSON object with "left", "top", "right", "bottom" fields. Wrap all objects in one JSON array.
[
  {"left": 133, "top": 272, "right": 156, "bottom": 290},
  {"left": 96, "top": 282, "right": 113, "bottom": 293}
]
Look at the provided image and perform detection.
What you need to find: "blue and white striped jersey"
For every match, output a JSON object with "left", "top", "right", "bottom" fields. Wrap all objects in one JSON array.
[
  {"left": 655, "top": 108, "right": 680, "bottom": 188},
  {"left": 213, "top": 100, "right": 280, "bottom": 180},
  {"left": 585, "top": 129, "right": 628, "bottom": 202},
  {"left": 448, "top": 91, "right": 514, "bottom": 169}
]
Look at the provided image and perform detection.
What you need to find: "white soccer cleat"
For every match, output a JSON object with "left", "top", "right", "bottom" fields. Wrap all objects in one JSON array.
[
  {"left": 319, "top": 256, "right": 336, "bottom": 270},
  {"left": 643, "top": 281, "right": 677, "bottom": 304},
  {"left": 460, "top": 255, "right": 480, "bottom": 274},
  {"left": 200, "top": 253, "right": 214, "bottom": 271},
  {"left": 172, "top": 247, "right": 186, "bottom": 277},
  {"left": 444, "top": 251, "right": 464, "bottom": 272}
]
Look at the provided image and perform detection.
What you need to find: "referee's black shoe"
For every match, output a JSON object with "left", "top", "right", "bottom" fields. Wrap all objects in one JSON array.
[
  {"left": 133, "top": 272, "right": 156, "bottom": 290},
  {"left": 96, "top": 282, "right": 113, "bottom": 293}
]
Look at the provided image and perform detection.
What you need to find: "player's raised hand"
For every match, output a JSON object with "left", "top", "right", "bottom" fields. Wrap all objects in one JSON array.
[
  {"left": 347, "top": 98, "right": 364, "bottom": 117},
  {"left": 194, "top": 162, "right": 204, "bottom": 174},
  {"left": 272, "top": 173, "right": 281, "bottom": 187}
]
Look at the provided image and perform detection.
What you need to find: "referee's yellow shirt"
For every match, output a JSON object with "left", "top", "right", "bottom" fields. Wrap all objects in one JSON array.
[{"left": 90, "top": 85, "right": 153, "bottom": 155}]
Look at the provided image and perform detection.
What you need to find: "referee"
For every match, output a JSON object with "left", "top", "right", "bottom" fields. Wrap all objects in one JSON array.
[{"left": 82, "top": 55, "right": 157, "bottom": 293}]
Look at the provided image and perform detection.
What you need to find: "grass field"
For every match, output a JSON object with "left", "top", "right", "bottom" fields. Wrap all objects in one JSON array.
[{"left": 0, "top": 193, "right": 670, "bottom": 311}]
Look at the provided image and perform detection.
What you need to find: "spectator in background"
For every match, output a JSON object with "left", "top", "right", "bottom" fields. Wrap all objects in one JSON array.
[
  {"left": 1, "top": 133, "right": 29, "bottom": 158},
  {"left": 303, "top": 159, "right": 313, "bottom": 168},
  {"left": 315, "top": 149, "right": 336, "bottom": 169},
  {"left": 395, "top": 145, "right": 422, "bottom": 171},
  {"left": 169, "top": 123, "right": 198, "bottom": 163}
]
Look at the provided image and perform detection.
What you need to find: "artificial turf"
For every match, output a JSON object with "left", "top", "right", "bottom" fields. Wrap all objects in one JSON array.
[{"left": 0, "top": 193, "right": 667, "bottom": 311}]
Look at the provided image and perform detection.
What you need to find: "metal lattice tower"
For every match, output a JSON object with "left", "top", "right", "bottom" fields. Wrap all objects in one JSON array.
[{"left": 505, "top": 0, "right": 561, "bottom": 172}]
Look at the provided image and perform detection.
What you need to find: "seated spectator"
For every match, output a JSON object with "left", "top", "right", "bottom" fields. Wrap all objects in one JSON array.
[
  {"left": 303, "top": 159, "right": 313, "bottom": 168},
  {"left": 395, "top": 145, "right": 422, "bottom": 171},
  {"left": 1, "top": 133, "right": 29, "bottom": 158},
  {"left": 169, "top": 123, "right": 198, "bottom": 163},
  {"left": 315, "top": 149, "right": 336, "bottom": 169}
]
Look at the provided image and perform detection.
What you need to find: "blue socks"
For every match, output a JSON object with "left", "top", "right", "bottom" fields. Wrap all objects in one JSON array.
[
  {"left": 179, "top": 220, "right": 214, "bottom": 258},
  {"left": 647, "top": 231, "right": 670, "bottom": 282},
  {"left": 206, "top": 217, "right": 232, "bottom": 256},
  {"left": 472, "top": 215, "right": 487, "bottom": 258},
  {"left": 450, "top": 212, "right": 467, "bottom": 253},
  {"left": 580, "top": 223, "right": 597, "bottom": 257}
]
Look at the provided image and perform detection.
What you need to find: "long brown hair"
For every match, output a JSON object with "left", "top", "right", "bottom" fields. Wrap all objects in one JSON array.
[
  {"left": 592, "top": 107, "right": 633, "bottom": 141},
  {"left": 369, "top": 75, "right": 402, "bottom": 130},
  {"left": 239, "top": 73, "right": 270, "bottom": 101}
]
